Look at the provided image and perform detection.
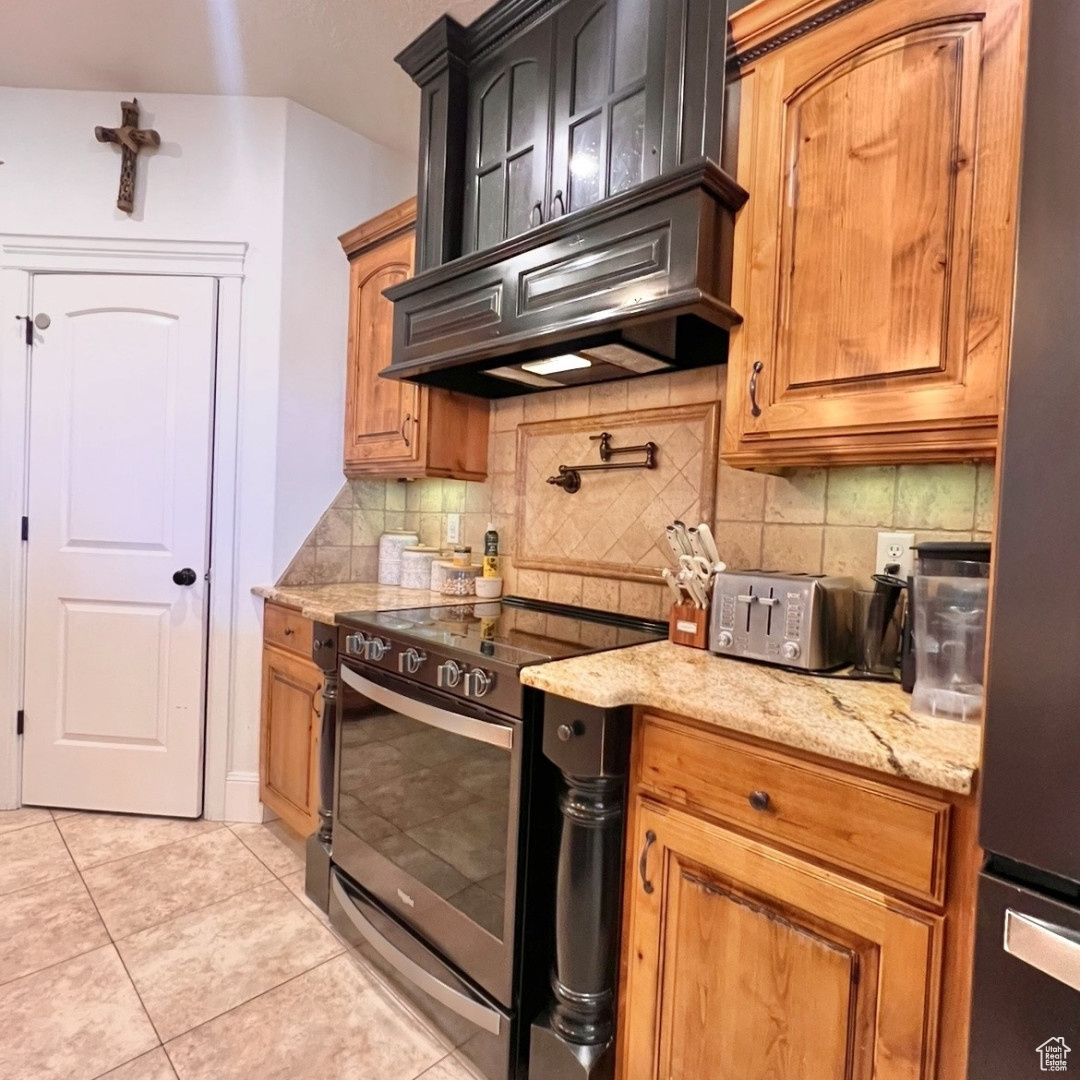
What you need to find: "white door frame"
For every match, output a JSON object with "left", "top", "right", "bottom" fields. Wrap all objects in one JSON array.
[{"left": 0, "top": 234, "right": 247, "bottom": 817}]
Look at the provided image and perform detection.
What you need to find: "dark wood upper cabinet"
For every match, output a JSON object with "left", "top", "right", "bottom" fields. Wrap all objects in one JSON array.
[
  {"left": 388, "top": 0, "right": 744, "bottom": 395},
  {"left": 463, "top": 17, "right": 554, "bottom": 253},
  {"left": 550, "top": 0, "right": 665, "bottom": 218},
  {"left": 398, "top": 0, "right": 731, "bottom": 271}
]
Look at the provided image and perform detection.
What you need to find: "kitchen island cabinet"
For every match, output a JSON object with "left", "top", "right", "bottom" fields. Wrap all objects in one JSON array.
[
  {"left": 339, "top": 198, "right": 489, "bottom": 479},
  {"left": 618, "top": 712, "right": 979, "bottom": 1080},
  {"left": 721, "top": 0, "right": 1028, "bottom": 467}
]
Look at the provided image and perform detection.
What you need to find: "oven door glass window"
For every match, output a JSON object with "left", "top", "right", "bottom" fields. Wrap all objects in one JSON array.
[{"left": 338, "top": 668, "right": 514, "bottom": 943}]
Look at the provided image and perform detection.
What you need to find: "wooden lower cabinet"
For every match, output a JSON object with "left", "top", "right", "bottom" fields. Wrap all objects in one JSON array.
[
  {"left": 621, "top": 800, "right": 941, "bottom": 1080},
  {"left": 618, "top": 713, "right": 979, "bottom": 1080},
  {"left": 260, "top": 641, "right": 321, "bottom": 837}
]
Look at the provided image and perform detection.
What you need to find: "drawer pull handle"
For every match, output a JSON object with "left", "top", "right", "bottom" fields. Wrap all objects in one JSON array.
[
  {"left": 639, "top": 830, "right": 656, "bottom": 894},
  {"left": 749, "top": 790, "right": 771, "bottom": 812},
  {"left": 283, "top": 627, "right": 294, "bottom": 636},
  {"left": 749, "top": 361, "right": 764, "bottom": 418},
  {"left": 401, "top": 413, "right": 412, "bottom": 448}
]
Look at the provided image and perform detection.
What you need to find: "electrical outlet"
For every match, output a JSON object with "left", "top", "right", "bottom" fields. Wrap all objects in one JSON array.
[
  {"left": 445, "top": 513, "right": 462, "bottom": 545},
  {"left": 875, "top": 531, "right": 916, "bottom": 579}
]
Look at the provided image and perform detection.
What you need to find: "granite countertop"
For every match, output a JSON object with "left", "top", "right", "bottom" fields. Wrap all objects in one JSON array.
[
  {"left": 252, "top": 583, "right": 464, "bottom": 624},
  {"left": 520, "top": 640, "right": 981, "bottom": 794}
]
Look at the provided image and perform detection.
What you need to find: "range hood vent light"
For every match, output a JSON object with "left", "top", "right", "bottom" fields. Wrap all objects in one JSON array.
[{"left": 520, "top": 354, "right": 592, "bottom": 376}]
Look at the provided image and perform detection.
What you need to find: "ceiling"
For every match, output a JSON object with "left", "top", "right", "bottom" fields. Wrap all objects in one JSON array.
[{"left": 0, "top": 0, "right": 493, "bottom": 159}]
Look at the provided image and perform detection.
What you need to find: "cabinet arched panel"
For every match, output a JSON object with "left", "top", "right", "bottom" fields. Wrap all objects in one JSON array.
[
  {"left": 775, "top": 23, "right": 981, "bottom": 397},
  {"left": 722, "top": 0, "right": 1027, "bottom": 468},
  {"left": 464, "top": 20, "right": 554, "bottom": 253},
  {"left": 344, "top": 230, "right": 422, "bottom": 468}
]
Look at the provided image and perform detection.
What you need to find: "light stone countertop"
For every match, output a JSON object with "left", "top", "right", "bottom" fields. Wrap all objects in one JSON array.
[
  {"left": 252, "top": 583, "right": 465, "bottom": 624},
  {"left": 519, "top": 640, "right": 981, "bottom": 794}
]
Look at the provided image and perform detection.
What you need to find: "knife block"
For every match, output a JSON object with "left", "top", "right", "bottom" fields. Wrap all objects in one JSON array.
[{"left": 669, "top": 602, "right": 709, "bottom": 649}]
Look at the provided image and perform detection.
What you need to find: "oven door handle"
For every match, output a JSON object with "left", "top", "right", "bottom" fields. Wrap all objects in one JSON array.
[
  {"left": 331, "top": 875, "right": 504, "bottom": 1035},
  {"left": 340, "top": 666, "right": 514, "bottom": 750}
]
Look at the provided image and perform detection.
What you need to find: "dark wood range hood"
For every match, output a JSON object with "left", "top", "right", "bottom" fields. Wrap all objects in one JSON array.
[{"left": 383, "top": 0, "right": 747, "bottom": 397}]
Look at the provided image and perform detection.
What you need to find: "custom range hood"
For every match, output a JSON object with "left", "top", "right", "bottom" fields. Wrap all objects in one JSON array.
[{"left": 383, "top": 0, "right": 747, "bottom": 398}]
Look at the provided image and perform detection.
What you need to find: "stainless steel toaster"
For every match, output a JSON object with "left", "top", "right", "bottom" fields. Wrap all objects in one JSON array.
[{"left": 709, "top": 571, "right": 854, "bottom": 671}]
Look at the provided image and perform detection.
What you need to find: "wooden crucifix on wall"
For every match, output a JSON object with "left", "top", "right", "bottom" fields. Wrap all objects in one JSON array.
[{"left": 94, "top": 98, "right": 160, "bottom": 213}]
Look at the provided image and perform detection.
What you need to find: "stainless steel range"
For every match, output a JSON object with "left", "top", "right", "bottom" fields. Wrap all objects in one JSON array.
[{"left": 325, "top": 597, "right": 664, "bottom": 1080}]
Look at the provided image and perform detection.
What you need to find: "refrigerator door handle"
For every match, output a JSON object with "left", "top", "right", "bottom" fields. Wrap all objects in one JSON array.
[{"left": 1004, "top": 908, "right": 1080, "bottom": 993}]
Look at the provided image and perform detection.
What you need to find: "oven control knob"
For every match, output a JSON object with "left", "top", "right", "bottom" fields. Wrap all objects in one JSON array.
[
  {"left": 398, "top": 648, "right": 426, "bottom": 675},
  {"left": 781, "top": 641, "right": 801, "bottom": 662},
  {"left": 717, "top": 630, "right": 734, "bottom": 648},
  {"left": 364, "top": 637, "right": 390, "bottom": 662},
  {"left": 464, "top": 668, "right": 492, "bottom": 698},
  {"left": 437, "top": 660, "right": 463, "bottom": 689},
  {"left": 344, "top": 633, "right": 367, "bottom": 656}
]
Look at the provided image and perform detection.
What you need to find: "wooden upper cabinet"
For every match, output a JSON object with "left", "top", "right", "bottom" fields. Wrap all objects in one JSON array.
[
  {"left": 621, "top": 800, "right": 943, "bottom": 1080},
  {"left": 340, "top": 199, "right": 489, "bottom": 479},
  {"left": 722, "top": 0, "right": 1028, "bottom": 467}
]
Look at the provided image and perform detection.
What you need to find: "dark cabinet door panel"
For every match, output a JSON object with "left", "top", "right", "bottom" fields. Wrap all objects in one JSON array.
[
  {"left": 551, "top": 0, "right": 664, "bottom": 218},
  {"left": 463, "top": 19, "right": 554, "bottom": 254}
]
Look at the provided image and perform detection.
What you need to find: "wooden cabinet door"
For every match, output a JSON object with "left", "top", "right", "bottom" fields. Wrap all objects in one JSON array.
[
  {"left": 343, "top": 228, "right": 423, "bottom": 471},
  {"left": 620, "top": 800, "right": 943, "bottom": 1080},
  {"left": 550, "top": 0, "right": 663, "bottom": 217},
  {"left": 723, "top": 0, "right": 1026, "bottom": 467},
  {"left": 463, "top": 17, "right": 554, "bottom": 254},
  {"left": 260, "top": 645, "right": 321, "bottom": 837}
]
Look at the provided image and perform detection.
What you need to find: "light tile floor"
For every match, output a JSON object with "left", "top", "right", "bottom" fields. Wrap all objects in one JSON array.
[{"left": 0, "top": 808, "right": 480, "bottom": 1080}]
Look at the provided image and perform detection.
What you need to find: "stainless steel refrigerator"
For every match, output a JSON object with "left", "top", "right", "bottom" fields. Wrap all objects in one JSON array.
[{"left": 968, "top": 1, "right": 1080, "bottom": 1074}]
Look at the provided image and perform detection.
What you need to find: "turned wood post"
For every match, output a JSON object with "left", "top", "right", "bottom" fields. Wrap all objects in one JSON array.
[{"left": 531, "top": 697, "right": 632, "bottom": 1080}]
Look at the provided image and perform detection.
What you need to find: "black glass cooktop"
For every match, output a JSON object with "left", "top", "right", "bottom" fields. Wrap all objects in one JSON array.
[{"left": 337, "top": 596, "right": 666, "bottom": 669}]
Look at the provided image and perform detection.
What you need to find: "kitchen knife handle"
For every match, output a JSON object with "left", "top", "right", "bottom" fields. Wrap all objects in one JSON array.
[
  {"left": 639, "top": 830, "right": 656, "bottom": 894},
  {"left": 749, "top": 361, "right": 764, "bottom": 418}
]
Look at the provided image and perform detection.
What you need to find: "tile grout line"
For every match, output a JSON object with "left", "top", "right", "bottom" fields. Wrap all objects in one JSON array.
[
  {"left": 160, "top": 951, "right": 349, "bottom": 1058},
  {"left": 225, "top": 822, "right": 306, "bottom": 880},
  {"left": 51, "top": 822, "right": 167, "bottom": 1068},
  {"left": 59, "top": 820, "right": 228, "bottom": 875},
  {"left": 107, "top": 875, "right": 291, "bottom": 948}
]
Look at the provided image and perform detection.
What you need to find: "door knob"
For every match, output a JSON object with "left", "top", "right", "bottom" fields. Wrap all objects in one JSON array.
[{"left": 172, "top": 568, "right": 197, "bottom": 586}]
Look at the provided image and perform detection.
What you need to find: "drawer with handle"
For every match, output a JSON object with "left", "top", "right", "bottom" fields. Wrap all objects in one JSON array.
[
  {"left": 263, "top": 602, "right": 314, "bottom": 659},
  {"left": 637, "top": 712, "right": 951, "bottom": 905}
]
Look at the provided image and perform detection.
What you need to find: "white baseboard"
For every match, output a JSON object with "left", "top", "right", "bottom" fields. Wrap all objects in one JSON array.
[{"left": 220, "top": 770, "right": 266, "bottom": 823}]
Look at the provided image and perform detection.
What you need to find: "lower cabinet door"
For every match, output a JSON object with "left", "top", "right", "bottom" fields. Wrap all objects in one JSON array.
[
  {"left": 260, "top": 645, "right": 321, "bottom": 837},
  {"left": 620, "top": 800, "right": 943, "bottom": 1080}
]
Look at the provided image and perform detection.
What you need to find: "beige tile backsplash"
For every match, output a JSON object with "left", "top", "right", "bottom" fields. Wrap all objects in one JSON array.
[{"left": 280, "top": 366, "right": 994, "bottom": 621}]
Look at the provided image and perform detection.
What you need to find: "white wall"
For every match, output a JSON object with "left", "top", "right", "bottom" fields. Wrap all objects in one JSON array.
[
  {"left": 275, "top": 101, "right": 414, "bottom": 574},
  {"left": 0, "top": 87, "right": 414, "bottom": 818}
]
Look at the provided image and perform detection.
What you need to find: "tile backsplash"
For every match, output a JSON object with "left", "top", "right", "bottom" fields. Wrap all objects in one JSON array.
[{"left": 281, "top": 366, "right": 995, "bottom": 621}]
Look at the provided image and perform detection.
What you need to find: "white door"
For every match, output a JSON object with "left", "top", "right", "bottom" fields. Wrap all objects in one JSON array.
[{"left": 22, "top": 274, "right": 217, "bottom": 817}]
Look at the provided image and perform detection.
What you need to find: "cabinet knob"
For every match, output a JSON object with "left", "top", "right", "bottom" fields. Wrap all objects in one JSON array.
[{"left": 748, "top": 790, "right": 771, "bottom": 812}]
